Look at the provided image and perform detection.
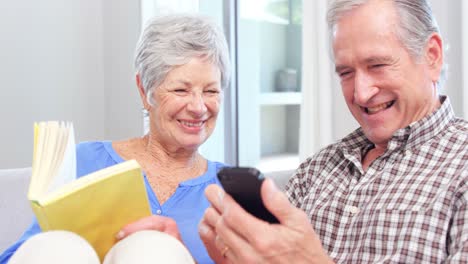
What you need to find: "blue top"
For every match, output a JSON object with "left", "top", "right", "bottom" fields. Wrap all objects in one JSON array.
[{"left": 0, "top": 141, "right": 224, "bottom": 264}]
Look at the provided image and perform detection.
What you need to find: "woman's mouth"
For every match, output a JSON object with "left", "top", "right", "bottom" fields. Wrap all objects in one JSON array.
[
  {"left": 362, "top": 100, "right": 395, "bottom": 115},
  {"left": 179, "top": 120, "right": 205, "bottom": 127}
]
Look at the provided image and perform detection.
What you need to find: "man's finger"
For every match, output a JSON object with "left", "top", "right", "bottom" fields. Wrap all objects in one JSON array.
[
  {"left": 217, "top": 188, "right": 273, "bottom": 244},
  {"left": 205, "top": 184, "right": 225, "bottom": 213},
  {"left": 215, "top": 217, "right": 262, "bottom": 264},
  {"left": 203, "top": 207, "right": 221, "bottom": 229},
  {"left": 198, "top": 221, "right": 224, "bottom": 262}
]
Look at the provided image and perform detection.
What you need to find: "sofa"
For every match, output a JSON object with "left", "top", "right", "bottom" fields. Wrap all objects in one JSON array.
[
  {"left": 0, "top": 167, "right": 293, "bottom": 253},
  {"left": 0, "top": 168, "right": 34, "bottom": 253}
]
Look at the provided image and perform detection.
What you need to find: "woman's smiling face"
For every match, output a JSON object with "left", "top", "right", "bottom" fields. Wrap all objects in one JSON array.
[{"left": 147, "top": 57, "right": 222, "bottom": 152}]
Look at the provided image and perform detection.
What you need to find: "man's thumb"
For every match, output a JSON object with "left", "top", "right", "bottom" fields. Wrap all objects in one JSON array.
[{"left": 261, "top": 178, "right": 302, "bottom": 225}]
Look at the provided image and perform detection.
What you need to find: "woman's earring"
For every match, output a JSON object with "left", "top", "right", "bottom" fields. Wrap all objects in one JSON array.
[
  {"left": 142, "top": 108, "right": 150, "bottom": 134},
  {"left": 142, "top": 107, "right": 149, "bottom": 118}
]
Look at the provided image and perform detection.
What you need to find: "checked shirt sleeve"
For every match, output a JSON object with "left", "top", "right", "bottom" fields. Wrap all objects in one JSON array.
[{"left": 446, "top": 171, "right": 468, "bottom": 263}]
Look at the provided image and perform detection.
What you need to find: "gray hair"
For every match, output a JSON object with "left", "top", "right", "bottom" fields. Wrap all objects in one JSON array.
[
  {"left": 327, "top": 0, "right": 447, "bottom": 88},
  {"left": 134, "top": 14, "right": 231, "bottom": 105}
]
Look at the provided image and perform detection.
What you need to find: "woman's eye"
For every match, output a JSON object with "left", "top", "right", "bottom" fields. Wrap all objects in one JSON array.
[
  {"left": 205, "top": 90, "right": 220, "bottom": 94},
  {"left": 372, "top": 64, "right": 385, "bottom": 68},
  {"left": 173, "top": 89, "right": 187, "bottom": 93}
]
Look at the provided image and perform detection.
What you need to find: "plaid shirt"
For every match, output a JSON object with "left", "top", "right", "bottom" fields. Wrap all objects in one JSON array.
[{"left": 285, "top": 96, "right": 468, "bottom": 263}]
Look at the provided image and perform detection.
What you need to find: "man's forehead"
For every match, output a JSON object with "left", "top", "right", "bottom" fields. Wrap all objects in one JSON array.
[
  {"left": 331, "top": 1, "right": 403, "bottom": 61},
  {"left": 334, "top": 54, "right": 397, "bottom": 70}
]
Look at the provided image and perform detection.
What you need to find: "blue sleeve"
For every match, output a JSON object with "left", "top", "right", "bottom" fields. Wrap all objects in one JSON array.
[
  {"left": 76, "top": 141, "right": 118, "bottom": 177},
  {"left": 0, "top": 219, "right": 41, "bottom": 264}
]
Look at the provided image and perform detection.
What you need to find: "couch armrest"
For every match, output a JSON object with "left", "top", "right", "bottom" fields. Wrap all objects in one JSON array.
[{"left": 0, "top": 168, "right": 34, "bottom": 252}]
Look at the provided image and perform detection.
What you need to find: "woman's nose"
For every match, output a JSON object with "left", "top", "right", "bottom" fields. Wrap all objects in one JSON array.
[{"left": 186, "top": 92, "right": 207, "bottom": 115}]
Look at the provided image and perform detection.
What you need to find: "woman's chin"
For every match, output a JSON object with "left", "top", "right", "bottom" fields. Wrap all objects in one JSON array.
[{"left": 178, "top": 139, "right": 207, "bottom": 151}]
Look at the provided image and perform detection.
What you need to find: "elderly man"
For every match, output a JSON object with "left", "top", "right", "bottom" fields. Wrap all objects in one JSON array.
[{"left": 199, "top": 0, "right": 467, "bottom": 263}]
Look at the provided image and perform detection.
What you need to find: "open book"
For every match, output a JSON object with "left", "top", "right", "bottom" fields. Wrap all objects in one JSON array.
[{"left": 28, "top": 121, "right": 151, "bottom": 261}]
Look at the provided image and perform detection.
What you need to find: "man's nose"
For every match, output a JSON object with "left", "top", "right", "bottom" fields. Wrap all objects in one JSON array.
[{"left": 353, "top": 72, "right": 379, "bottom": 104}]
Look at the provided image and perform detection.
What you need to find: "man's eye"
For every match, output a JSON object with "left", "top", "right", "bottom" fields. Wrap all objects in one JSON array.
[
  {"left": 174, "top": 89, "right": 187, "bottom": 93},
  {"left": 339, "top": 71, "right": 351, "bottom": 77},
  {"left": 372, "top": 64, "right": 385, "bottom": 68}
]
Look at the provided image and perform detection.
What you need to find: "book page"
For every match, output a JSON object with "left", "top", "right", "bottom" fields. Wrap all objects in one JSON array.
[
  {"left": 45, "top": 122, "right": 65, "bottom": 187},
  {"left": 29, "top": 121, "right": 77, "bottom": 199},
  {"left": 47, "top": 122, "right": 77, "bottom": 194},
  {"left": 29, "top": 122, "right": 48, "bottom": 198},
  {"left": 30, "top": 123, "right": 40, "bottom": 196},
  {"left": 36, "top": 122, "right": 59, "bottom": 196}
]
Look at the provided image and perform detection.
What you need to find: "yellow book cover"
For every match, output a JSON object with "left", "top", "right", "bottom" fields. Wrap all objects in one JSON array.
[{"left": 28, "top": 121, "right": 151, "bottom": 261}]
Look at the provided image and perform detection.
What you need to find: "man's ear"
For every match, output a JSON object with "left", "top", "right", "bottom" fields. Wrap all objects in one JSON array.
[
  {"left": 136, "top": 73, "right": 150, "bottom": 110},
  {"left": 425, "top": 32, "right": 443, "bottom": 83}
]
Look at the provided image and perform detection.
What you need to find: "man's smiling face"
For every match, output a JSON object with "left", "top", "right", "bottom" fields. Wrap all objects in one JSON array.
[{"left": 332, "top": 0, "right": 441, "bottom": 147}]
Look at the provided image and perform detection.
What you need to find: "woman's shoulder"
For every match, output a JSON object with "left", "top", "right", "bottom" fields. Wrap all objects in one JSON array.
[
  {"left": 76, "top": 141, "right": 121, "bottom": 177},
  {"left": 76, "top": 141, "right": 111, "bottom": 160},
  {"left": 207, "top": 160, "right": 228, "bottom": 171},
  {"left": 209, "top": 160, "right": 229, "bottom": 182}
]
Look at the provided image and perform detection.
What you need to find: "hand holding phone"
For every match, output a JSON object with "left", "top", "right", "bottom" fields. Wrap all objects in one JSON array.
[{"left": 217, "top": 167, "right": 279, "bottom": 223}]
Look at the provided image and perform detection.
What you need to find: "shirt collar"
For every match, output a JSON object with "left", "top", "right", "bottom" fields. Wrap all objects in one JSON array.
[
  {"left": 390, "top": 95, "right": 454, "bottom": 152},
  {"left": 339, "top": 95, "right": 455, "bottom": 155}
]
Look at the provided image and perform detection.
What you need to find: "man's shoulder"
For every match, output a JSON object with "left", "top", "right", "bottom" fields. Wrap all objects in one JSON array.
[
  {"left": 443, "top": 117, "right": 468, "bottom": 153},
  {"left": 296, "top": 140, "right": 347, "bottom": 175},
  {"left": 309, "top": 141, "right": 344, "bottom": 162},
  {"left": 302, "top": 128, "right": 364, "bottom": 166},
  {"left": 451, "top": 117, "right": 468, "bottom": 135},
  {"left": 291, "top": 128, "right": 365, "bottom": 182},
  {"left": 285, "top": 140, "right": 348, "bottom": 202}
]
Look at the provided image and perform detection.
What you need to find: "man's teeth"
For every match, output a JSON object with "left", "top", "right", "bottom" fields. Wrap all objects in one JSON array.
[
  {"left": 366, "top": 101, "right": 393, "bottom": 114},
  {"left": 180, "top": 121, "right": 203, "bottom": 127}
]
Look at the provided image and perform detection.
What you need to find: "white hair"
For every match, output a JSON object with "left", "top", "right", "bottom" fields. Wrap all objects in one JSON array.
[
  {"left": 327, "top": 0, "right": 447, "bottom": 88},
  {"left": 134, "top": 14, "right": 231, "bottom": 105}
]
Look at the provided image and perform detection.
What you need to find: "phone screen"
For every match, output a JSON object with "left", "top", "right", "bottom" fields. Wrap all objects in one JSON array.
[{"left": 217, "top": 167, "right": 279, "bottom": 223}]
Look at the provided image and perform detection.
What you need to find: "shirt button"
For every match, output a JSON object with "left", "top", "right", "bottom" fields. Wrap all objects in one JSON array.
[
  {"left": 344, "top": 205, "right": 360, "bottom": 215},
  {"left": 156, "top": 209, "right": 162, "bottom": 215}
]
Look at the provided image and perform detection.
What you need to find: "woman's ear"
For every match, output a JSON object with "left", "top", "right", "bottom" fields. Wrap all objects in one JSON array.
[
  {"left": 425, "top": 33, "right": 443, "bottom": 83},
  {"left": 136, "top": 73, "right": 150, "bottom": 110}
]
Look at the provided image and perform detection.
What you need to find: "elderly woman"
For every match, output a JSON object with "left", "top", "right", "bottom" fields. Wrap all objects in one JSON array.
[{"left": 0, "top": 14, "right": 230, "bottom": 264}]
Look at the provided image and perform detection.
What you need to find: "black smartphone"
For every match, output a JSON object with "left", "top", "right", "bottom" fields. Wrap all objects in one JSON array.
[{"left": 217, "top": 167, "right": 279, "bottom": 223}]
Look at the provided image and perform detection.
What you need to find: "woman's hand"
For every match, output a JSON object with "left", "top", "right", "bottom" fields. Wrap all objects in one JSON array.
[
  {"left": 117, "top": 215, "right": 182, "bottom": 242},
  {"left": 199, "top": 179, "right": 334, "bottom": 264}
]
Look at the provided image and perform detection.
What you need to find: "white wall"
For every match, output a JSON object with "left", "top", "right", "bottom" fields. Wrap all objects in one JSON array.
[
  {"left": 0, "top": 0, "right": 141, "bottom": 168},
  {"left": 102, "top": 0, "right": 142, "bottom": 141},
  {"left": 0, "top": 0, "right": 106, "bottom": 168},
  {"left": 429, "top": 0, "right": 464, "bottom": 116}
]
